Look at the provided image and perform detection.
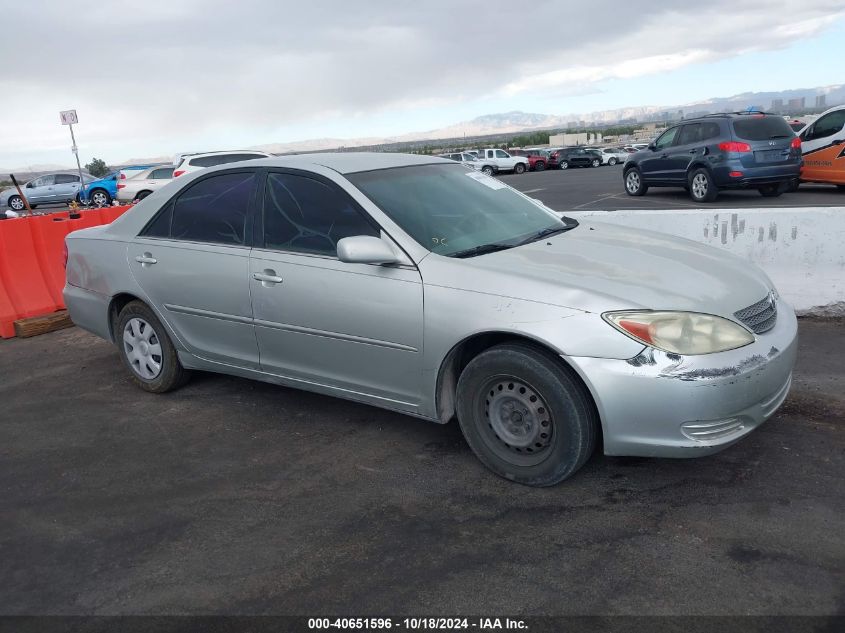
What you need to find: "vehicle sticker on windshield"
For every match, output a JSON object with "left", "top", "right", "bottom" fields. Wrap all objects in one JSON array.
[{"left": 465, "top": 171, "right": 508, "bottom": 190}]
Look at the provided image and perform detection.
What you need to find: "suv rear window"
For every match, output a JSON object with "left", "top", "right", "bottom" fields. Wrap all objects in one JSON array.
[{"left": 732, "top": 116, "right": 793, "bottom": 141}]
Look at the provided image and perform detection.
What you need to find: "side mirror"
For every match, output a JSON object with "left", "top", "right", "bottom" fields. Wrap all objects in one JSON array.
[
  {"left": 25, "top": 182, "right": 33, "bottom": 188},
  {"left": 648, "top": 142, "right": 657, "bottom": 151},
  {"left": 337, "top": 235, "right": 401, "bottom": 265}
]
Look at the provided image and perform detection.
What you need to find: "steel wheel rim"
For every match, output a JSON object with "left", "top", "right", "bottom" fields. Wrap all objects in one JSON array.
[
  {"left": 483, "top": 167, "right": 493, "bottom": 175},
  {"left": 10, "top": 197, "right": 24, "bottom": 210},
  {"left": 561, "top": 162, "right": 568, "bottom": 169},
  {"left": 92, "top": 191, "right": 107, "bottom": 206},
  {"left": 478, "top": 375, "right": 554, "bottom": 465},
  {"left": 626, "top": 171, "right": 640, "bottom": 192},
  {"left": 692, "top": 173, "right": 708, "bottom": 198},
  {"left": 123, "top": 318, "right": 163, "bottom": 380},
  {"left": 592, "top": 159, "right": 600, "bottom": 167}
]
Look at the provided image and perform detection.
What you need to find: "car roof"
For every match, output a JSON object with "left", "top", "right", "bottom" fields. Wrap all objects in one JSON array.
[
  {"left": 187, "top": 150, "right": 271, "bottom": 158},
  {"left": 242, "top": 152, "right": 449, "bottom": 175}
]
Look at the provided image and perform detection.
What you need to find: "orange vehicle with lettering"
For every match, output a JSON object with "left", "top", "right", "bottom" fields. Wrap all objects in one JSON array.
[{"left": 797, "top": 105, "right": 845, "bottom": 189}]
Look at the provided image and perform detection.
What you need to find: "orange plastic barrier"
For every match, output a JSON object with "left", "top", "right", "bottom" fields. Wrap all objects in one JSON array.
[{"left": 0, "top": 206, "right": 131, "bottom": 338}]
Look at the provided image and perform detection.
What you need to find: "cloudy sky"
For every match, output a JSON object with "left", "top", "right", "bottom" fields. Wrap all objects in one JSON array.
[{"left": 1, "top": 0, "right": 843, "bottom": 168}]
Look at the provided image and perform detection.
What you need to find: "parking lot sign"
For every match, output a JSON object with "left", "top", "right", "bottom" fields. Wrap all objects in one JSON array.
[{"left": 60, "top": 110, "right": 78, "bottom": 125}]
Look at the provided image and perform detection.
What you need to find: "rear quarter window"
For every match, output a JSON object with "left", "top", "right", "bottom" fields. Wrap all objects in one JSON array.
[{"left": 732, "top": 117, "right": 793, "bottom": 141}]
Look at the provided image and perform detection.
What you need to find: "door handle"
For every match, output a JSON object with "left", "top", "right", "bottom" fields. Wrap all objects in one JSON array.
[
  {"left": 135, "top": 253, "right": 157, "bottom": 266},
  {"left": 253, "top": 270, "right": 283, "bottom": 285}
]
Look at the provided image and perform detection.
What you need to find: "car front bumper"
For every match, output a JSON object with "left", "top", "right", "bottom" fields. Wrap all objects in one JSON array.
[{"left": 567, "top": 298, "right": 798, "bottom": 458}]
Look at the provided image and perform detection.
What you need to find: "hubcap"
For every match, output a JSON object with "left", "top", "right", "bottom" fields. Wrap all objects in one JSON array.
[
  {"left": 10, "top": 197, "right": 24, "bottom": 210},
  {"left": 92, "top": 192, "right": 107, "bottom": 206},
  {"left": 561, "top": 162, "right": 568, "bottom": 169},
  {"left": 692, "top": 173, "right": 708, "bottom": 198},
  {"left": 123, "top": 318, "right": 163, "bottom": 380},
  {"left": 626, "top": 171, "right": 640, "bottom": 192},
  {"left": 481, "top": 377, "right": 553, "bottom": 457}
]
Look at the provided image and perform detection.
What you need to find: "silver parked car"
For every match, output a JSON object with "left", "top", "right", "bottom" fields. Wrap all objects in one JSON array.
[
  {"left": 116, "top": 165, "right": 175, "bottom": 203},
  {"left": 1, "top": 172, "right": 95, "bottom": 210},
  {"left": 64, "top": 153, "right": 797, "bottom": 486}
]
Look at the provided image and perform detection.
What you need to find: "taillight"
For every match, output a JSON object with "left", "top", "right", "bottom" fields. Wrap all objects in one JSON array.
[
  {"left": 718, "top": 141, "right": 752, "bottom": 153},
  {"left": 120, "top": 172, "right": 126, "bottom": 179},
  {"left": 117, "top": 183, "right": 125, "bottom": 189},
  {"left": 791, "top": 137, "right": 801, "bottom": 150},
  {"left": 173, "top": 170, "right": 185, "bottom": 177},
  {"left": 61, "top": 240, "right": 68, "bottom": 269}
]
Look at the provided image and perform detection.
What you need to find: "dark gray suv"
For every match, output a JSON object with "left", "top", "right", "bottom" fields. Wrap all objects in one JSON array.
[{"left": 623, "top": 113, "right": 802, "bottom": 202}]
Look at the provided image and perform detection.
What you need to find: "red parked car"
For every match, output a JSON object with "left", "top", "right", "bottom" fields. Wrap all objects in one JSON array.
[{"left": 509, "top": 149, "right": 548, "bottom": 171}]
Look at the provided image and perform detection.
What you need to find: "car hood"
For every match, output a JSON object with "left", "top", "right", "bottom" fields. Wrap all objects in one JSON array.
[{"left": 422, "top": 221, "right": 773, "bottom": 317}]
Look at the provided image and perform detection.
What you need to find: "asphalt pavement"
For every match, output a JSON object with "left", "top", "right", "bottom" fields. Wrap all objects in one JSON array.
[
  {"left": 1, "top": 320, "right": 842, "bottom": 616},
  {"left": 503, "top": 164, "right": 845, "bottom": 212}
]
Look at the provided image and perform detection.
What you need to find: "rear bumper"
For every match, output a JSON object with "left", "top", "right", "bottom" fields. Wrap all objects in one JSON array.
[
  {"left": 713, "top": 162, "right": 801, "bottom": 188},
  {"left": 63, "top": 283, "right": 112, "bottom": 341},
  {"left": 567, "top": 298, "right": 798, "bottom": 458}
]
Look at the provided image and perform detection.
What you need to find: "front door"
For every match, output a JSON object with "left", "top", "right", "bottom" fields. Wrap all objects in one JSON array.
[
  {"left": 131, "top": 169, "right": 260, "bottom": 368},
  {"left": 800, "top": 109, "right": 845, "bottom": 185},
  {"left": 639, "top": 126, "right": 680, "bottom": 183},
  {"left": 250, "top": 170, "right": 424, "bottom": 410},
  {"left": 26, "top": 175, "right": 55, "bottom": 203}
]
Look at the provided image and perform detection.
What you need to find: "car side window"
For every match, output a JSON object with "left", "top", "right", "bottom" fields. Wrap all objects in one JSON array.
[
  {"left": 54, "top": 174, "right": 79, "bottom": 184},
  {"left": 808, "top": 111, "right": 845, "bottom": 140},
  {"left": 163, "top": 172, "right": 255, "bottom": 245},
  {"left": 495, "top": 150, "right": 508, "bottom": 158},
  {"left": 150, "top": 168, "right": 174, "bottom": 179},
  {"left": 676, "top": 123, "right": 702, "bottom": 145},
  {"left": 29, "top": 178, "right": 44, "bottom": 188},
  {"left": 262, "top": 172, "right": 379, "bottom": 257},
  {"left": 654, "top": 127, "right": 679, "bottom": 150},
  {"left": 700, "top": 122, "right": 721, "bottom": 140}
]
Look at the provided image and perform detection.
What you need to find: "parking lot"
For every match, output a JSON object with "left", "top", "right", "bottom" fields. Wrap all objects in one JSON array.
[
  {"left": 503, "top": 164, "right": 845, "bottom": 211},
  {"left": 1, "top": 319, "right": 842, "bottom": 615}
]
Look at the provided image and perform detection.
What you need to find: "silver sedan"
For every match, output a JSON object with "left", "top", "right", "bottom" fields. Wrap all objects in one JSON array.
[{"left": 64, "top": 153, "right": 797, "bottom": 486}]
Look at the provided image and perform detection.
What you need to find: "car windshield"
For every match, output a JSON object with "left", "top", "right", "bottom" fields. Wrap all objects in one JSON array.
[{"left": 348, "top": 164, "right": 573, "bottom": 257}]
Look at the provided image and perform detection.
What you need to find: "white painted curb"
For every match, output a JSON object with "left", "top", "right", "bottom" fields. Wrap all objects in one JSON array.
[{"left": 564, "top": 207, "right": 845, "bottom": 316}]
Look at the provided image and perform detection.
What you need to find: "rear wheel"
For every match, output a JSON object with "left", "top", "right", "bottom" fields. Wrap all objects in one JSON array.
[
  {"left": 535, "top": 161, "right": 546, "bottom": 171},
  {"left": 482, "top": 165, "right": 494, "bottom": 176},
  {"left": 117, "top": 301, "right": 190, "bottom": 393},
  {"left": 608, "top": 157, "right": 618, "bottom": 166},
  {"left": 787, "top": 178, "right": 800, "bottom": 192},
  {"left": 688, "top": 168, "right": 718, "bottom": 203},
  {"left": 90, "top": 189, "right": 112, "bottom": 207},
  {"left": 8, "top": 195, "right": 24, "bottom": 211},
  {"left": 591, "top": 158, "right": 601, "bottom": 168},
  {"left": 624, "top": 168, "right": 648, "bottom": 196},
  {"left": 134, "top": 190, "right": 153, "bottom": 202},
  {"left": 758, "top": 184, "right": 784, "bottom": 198},
  {"left": 514, "top": 162, "right": 526, "bottom": 175},
  {"left": 837, "top": 185, "right": 845, "bottom": 192},
  {"left": 456, "top": 343, "right": 597, "bottom": 486},
  {"left": 560, "top": 161, "right": 569, "bottom": 170}
]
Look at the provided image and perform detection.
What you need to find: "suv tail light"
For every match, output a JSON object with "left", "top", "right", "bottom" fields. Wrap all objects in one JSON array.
[
  {"left": 718, "top": 141, "right": 752, "bottom": 153},
  {"left": 790, "top": 137, "right": 801, "bottom": 150},
  {"left": 173, "top": 170, "right": 185, "bottom": 177}
]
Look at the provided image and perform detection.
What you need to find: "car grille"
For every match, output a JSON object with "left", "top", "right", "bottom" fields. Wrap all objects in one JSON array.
[{"left": 734, "top": 294, "right": 777, "bottom": 334}]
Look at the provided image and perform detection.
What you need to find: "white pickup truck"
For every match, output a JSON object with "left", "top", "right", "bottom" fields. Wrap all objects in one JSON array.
[{"left": 472, "top": 149, "right": 529, "bottom": 175}]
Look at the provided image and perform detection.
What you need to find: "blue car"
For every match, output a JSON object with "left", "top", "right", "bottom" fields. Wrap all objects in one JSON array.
[{"left": 81, "top": 165, "right": 160, "bottom": 206}]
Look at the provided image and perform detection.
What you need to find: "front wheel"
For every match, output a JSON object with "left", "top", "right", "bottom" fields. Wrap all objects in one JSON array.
[
  {"left": 624, "top": 168, "right": 648, "bottom": 196},
  {"left": 837, "top": 185, "right": 845, "bottom": 192},
  {"left": 514, "top": 162, "right": 526, "bottom": 174},
  {"left": 688, "top": 168, "right": 718, "bottom": 203},
  {"left": 608, "top": 157, "right": 618, "bottom": 166},
  {"left": 591, "top": 158, "right": 601, "bottom": 168},
  {"left": 559, "top": 161, "right": 569, "bottom": 170},
  {"left": 456, "top": 343, "right": 597, "bottom": 486},
  {"left": 8, "top": 195, "right": 25, "bottom": 211},
  {"left": 482, "top": 166, "right": 494, "bottom": 176},
  {"left": 117, "top": 301, "right": 191, "bottom": 393},
  {"left": 535, "top": 161, "right": 546, "bottom": 171}
]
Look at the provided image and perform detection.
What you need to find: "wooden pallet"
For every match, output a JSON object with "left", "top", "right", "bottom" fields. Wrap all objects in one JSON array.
[{"left": 13, "top": 310, "right": 74, "bottom": 338}]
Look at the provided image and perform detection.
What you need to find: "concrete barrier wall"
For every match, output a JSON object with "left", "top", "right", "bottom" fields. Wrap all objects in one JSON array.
[{"left": 565, "top": 207, "right": 845, "bottom": 316}]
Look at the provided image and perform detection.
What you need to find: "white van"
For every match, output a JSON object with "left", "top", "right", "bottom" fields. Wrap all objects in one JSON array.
[{"left": 797, "top": 105, "right": 845, "bottom": 189}]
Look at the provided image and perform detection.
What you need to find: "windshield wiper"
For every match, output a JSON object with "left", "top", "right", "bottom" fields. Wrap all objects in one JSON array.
[
  {"left": 448, "top": 243, "right": 516, "bottom": 259},
  {"left": 769, "top": 135, "right": 791, "bottom": 139},
  {"left": 515, "top": 223, "right": 577, "bottom": 246}
]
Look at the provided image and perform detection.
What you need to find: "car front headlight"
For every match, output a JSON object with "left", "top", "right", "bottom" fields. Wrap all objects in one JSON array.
[{"left": 602, "top": 311, "right": 754, "bottom": 355}]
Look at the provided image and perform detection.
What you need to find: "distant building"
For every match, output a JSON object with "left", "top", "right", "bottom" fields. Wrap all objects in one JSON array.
[
  {"left": 788, "top": 97, "right": 806, "bottom": 111},
  {"left": 815, "top": 95, "right": 827, "bottom": 109},
  {"left": 548, "top": 132, "right": 599, "bottom": 146},
  {"left": 771, "top": 99, "right": 783, "bottom": 112}
]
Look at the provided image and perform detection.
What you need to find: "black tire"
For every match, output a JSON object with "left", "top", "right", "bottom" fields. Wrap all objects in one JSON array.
[
  {"left": 514, "top": 162, "right": 526, "bottom": 175},
  {"left": 135, "top": 190, "right": 153, "bottom": 201},
  {"left": 591, "top": 158, "right": 601, "bottom": 168},
  {"left": 837, "top": 185, "right": 845, "bottom": 192},
  {"left": 559, "top": 161, "right": 569, "bottom": 170},
  {"left": 456, "top": 343, "right": 598, "bottom": 486},
  {"left": 688, "top": 167, "right": 718, "bottom": 203},
  {"left": 482, "top": 165, "right": 494, "bottom": 176},
  {"left": 787, "top": 178, "right": 800, "bottom": 193},
  {"left": 608, "top": 157, "right": 618, "bottom": 166},
  {"left": 8, "top": 195, "right": 25, "bottom": 212},
  {"left": 758, "top": 184, "right": 784, "bottom": 198},
  {"left": 89, "top": 188, "right": 112, "bottom": 207},
  {"left": 624, "top": 167, "right": 648, "bottom": 196},
  {"left": 116, "top": 300, "right": 190, "bottom": 393},
  {"left": 535, "top": 161, "right": 546, "bottom": 171}
]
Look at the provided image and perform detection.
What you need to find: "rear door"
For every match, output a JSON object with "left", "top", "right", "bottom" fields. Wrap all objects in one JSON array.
[
  {"left": 800, "top": 109, "right": 845, "bottom": 185},
  {"left": 53, "top": 173, "right": 80, "bottom": 202},
  {"left": 664, "top": 123, "right": 703, "bottom": 183},
  {"left": 130, "top": 169, "right": 260, "bottom": 367},
  {"left": 250, "top": 169, "right": 424, "bottom": 408}
]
